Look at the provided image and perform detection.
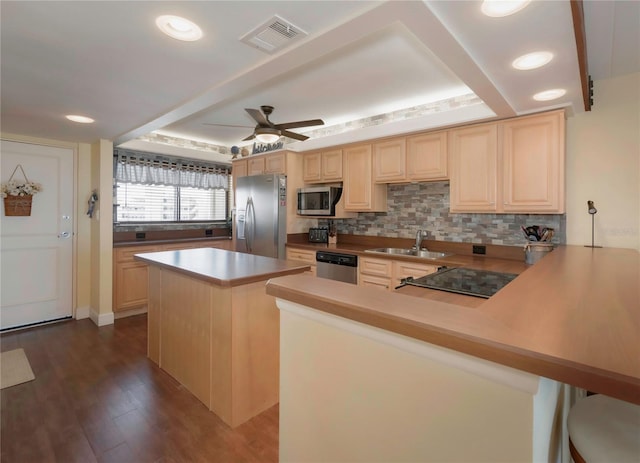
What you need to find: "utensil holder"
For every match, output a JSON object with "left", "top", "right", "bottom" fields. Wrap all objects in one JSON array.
[{"left": 524, "top": 242, "right": 554, "bottom": 265}]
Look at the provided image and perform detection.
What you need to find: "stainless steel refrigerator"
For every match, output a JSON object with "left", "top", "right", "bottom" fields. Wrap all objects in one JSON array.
[{"left": 235, "top": 174, "right": 287, "bottom": 259}]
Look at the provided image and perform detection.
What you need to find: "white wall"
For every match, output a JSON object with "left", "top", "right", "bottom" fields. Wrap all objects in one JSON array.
[{"left": 566, "top": 72, "right": 640, "bottom": 250}]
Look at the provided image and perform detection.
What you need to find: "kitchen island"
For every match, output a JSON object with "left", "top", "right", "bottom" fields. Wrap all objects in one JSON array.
[
  {"left": 266, "top": 245, "right": 639, "bottom": 462},
  {"left": 135, "top": 247, "right": 310, "bottom": 428}
]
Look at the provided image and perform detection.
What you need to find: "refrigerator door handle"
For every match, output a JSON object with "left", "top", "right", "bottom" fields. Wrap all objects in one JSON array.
[{"left": 245, "top": 197, "right": 255, "bottom": 253}]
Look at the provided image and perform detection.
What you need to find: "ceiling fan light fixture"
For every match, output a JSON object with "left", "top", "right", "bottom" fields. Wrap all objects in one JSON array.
[
  {"left": 481, "top": 0, "right": 531, "bottom": 17},
  {"left": 255, "top": 127, "right": 281, "bottom": 144},
  {"left": 512, "top": 51, "right": 553, "bottom": 70},
  {"left": 156, "top": 15, "right": 203, "bottom": 41}
]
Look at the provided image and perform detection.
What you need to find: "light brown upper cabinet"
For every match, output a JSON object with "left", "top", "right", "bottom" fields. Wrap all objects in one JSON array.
[
  {"left": 247, "top": 156, "right": 265, "bottom": 176},
  {"left": 232, "top": 159, "right": 248, "bottom": 178},
  {"left": 449, "top": 122, "right": 499, "bottom": 212},
  {"left": 343, "top": 144, "right": 387, "bottom": 212},
  {"left": 303, "top": 149, "right": 343, "bottom": 183},
  {"left": 449, "top": 110, "right": 565, "bottom": 213},
  {"left": 406, "top": 131, "right": 448, "bottom": 181},
  {"left": 373, "top": 138, "right": 406, "bottom": 182},
  {"left": 373, "top": 132, "right": 448, "bottom": 184},
  {"left": 264, "top": 151, "right": 286, "bottom": 174},
  {"left": 232, "top": 159, "right": 248, "bottom": 207},
  {"left": 233, "top": 151, "right": 287, "bottom": 178},
  {"left": 501, "top": 111, "right": 565, "bottom": 213}
]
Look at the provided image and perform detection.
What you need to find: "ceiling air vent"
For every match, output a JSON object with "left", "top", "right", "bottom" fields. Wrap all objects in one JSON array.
[{"left": 240, "top": 15, "right": 307, "bottom": 54}]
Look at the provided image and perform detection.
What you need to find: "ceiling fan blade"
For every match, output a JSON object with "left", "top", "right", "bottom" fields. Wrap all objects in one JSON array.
[
  {"left": 245, "top": 108, "right": 269, "bottom": 126},
  {"left": 280, "top": 130, "right": 309, "bottom": 141},
  {"left": 275, "top": 119, "right": 324, "bottom": 130},
  {"left": 242, "top": 133, "right": 256, "bottom": 141},
  {"left": 203, "top": 123, "right": 254, "bottom": 128}
]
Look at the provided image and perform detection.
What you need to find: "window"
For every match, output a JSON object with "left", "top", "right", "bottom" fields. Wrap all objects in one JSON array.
[{"left": 114, "top": 149, "right": 230, "bottom": 223}]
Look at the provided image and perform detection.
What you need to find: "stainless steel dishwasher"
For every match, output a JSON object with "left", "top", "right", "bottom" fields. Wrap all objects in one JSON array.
[{"left": 316, "top": 251, "right": 358, "bottom": 284}]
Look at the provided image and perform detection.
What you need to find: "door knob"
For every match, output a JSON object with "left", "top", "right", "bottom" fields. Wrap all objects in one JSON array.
[{"left": 58, "top": 231, "right": 71, "bottom": 238}]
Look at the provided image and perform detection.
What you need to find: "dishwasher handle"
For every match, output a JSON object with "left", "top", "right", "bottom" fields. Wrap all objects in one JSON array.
[{"left": 316, "top": 251, "right": 358, "bottom": 267}]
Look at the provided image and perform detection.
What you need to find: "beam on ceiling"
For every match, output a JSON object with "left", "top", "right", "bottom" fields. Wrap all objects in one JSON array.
[{"left": 571, "top": 0, "right": 592, "bottom": 111}]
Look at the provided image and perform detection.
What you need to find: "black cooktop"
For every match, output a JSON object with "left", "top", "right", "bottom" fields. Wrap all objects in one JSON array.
[{"left": 401, "top": 267, "right": 518, "bottom": 299}]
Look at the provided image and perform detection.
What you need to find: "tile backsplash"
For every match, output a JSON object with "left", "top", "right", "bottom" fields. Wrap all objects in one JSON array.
[{"left": 322, "top": 182, "right": 565, "bottom": 246}]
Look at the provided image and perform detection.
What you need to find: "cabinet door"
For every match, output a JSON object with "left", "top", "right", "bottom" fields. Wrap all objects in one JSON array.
[
  {"left": 232, "top": 160, "right": 248, "bottom": 207},
  {"left": 344, "top": 145, "right": 387, "bottom": 211},
  {"left": 501, "top": 111, "right": 565, "bottom": 213},
  {"left": 114, "top": 262, "right": 149, "bottom": 311},
  {"left": 373, "top": 138, "right": 406, "bottom": 182},
  {"left": 232, "top": 159, "right": 248, "bottom": 178},
  {"left": 322, "top": 149, "right": 343, "bottom": 181},
  {"left": 344, "top": 145, "right": 373, "bottom": 210},
  {"left": 449, "top": 123, "right": 498, "bottom": 212},
  {"left": 248, "top": 157, "right": 265, "bottom": 176},
  {"left": 265, "top": 152, "right": 286, "bottom": 174},
  {"left": 303, "top": 152, "right": 322, "bottom": 183},
  {"left": 406, "top": 131, "right": 448, "bottom": 181}
]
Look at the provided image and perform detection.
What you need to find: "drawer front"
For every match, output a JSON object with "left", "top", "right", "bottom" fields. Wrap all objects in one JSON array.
[
  {"left": 359, "top": 257, "right": 392, "bottom": 278},
  {"left": 394, "top": 262, "right": 438, "bottom": 281},
  {"left": 115, "top": 246, "right": 159, "bottom": 263},
  {"left": 286, "top": 249, "right": 316, "bottom": 264},
  {"left": 359, "top": 273, "right": 392, "bottom": 291}
]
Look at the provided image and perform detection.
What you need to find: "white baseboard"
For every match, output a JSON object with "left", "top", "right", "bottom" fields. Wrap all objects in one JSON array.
[
  {"left": 75, "top": 305, "right": 91, "bottom": 320},
  {"left": 90, "top": 308, "right": 114, "bottom": 327}
]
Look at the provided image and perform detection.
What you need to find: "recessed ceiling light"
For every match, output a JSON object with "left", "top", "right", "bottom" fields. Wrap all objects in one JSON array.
[
  {"left": 512, "top": 51, "right": 554, "bottom": 70},
  {"left": 156, "top": 15, "right": 203, "bottom": 41},
  {"left": 481, "top": 0, "right": 532, "bottom": 17},
  {"left": 66, "top": 115, "right": 95, "bottom": 123},
  {"left": 533, "top": 89, "right": 566, "bottom": 101}
]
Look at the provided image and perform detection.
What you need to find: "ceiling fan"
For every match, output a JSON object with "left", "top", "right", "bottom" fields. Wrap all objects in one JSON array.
[{"left": 204, "top": 105, "right": 324, "bottom": 143}]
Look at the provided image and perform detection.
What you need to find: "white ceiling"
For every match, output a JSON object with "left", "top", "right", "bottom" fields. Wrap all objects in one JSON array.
[{"left": 1, "top": 1, "right": 638, "bottom": 158}]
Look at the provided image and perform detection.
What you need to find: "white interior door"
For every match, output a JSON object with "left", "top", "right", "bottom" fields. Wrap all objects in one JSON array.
[{"left": 1, "top": 140, "right": 74, "bottom": 330}]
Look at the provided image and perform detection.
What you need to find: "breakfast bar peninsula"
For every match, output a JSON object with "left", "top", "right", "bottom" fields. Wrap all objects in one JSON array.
[
  {"left": 135, "top": 247, "right": 310, "bottom": 428},
  {"left": 266, "top": 245, "right": 639, "bottom": 462}
]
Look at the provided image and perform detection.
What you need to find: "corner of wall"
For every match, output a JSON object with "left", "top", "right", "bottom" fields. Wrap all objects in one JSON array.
[
  {"left": 75, "top": 305, "right": 91, "bottom": 320},
  {"left": 89, "top": 139, "right": 115, "bottom": 317},
  {"left": 90, "top": 308, "right": 114, "bottom": 327}
]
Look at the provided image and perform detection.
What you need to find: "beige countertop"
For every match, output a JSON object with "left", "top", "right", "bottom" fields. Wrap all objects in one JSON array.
[
  {"left": 266, "top": 245, "right": 640, "bottom": 404},
  {"left": 135, "top": 248, "right": 310, "bottom": 287}
]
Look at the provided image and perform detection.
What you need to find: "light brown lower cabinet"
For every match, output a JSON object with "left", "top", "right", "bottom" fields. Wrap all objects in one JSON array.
[
  {"left": 113, "top": 239, "right": 233, "bottom": 313},
  {"left": 285, "top": 248, "right": 317, "bottom": 276},
  {"left": 113, "top": 245, "right": 159, "bottom": 313},
  {"left": 358, "top": 256, "right": 437, "bottom": 291}
]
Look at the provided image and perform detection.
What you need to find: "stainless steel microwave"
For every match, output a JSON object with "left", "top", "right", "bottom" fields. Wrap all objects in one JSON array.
[{"left": 297, "top": 186, "right": 343, "bottom": 216}]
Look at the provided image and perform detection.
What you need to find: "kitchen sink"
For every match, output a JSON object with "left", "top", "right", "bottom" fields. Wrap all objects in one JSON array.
[{"left": 365, "top": 248, "right": 452, "bottom": 260}]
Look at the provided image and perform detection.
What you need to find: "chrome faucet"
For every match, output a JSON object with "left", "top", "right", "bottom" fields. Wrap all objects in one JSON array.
[{"left": 414, "top": 229, "right": 428, "bottom": 250}]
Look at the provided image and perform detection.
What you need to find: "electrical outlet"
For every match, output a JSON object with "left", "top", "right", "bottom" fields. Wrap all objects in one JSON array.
[
  {"left": 135, "top": 232, "right": 146, "bottom": 240},
  {"left": 472, "top": 245, "right": 486, "bottom": 255},
  {"left": 205, "top": 229, "right": 213, "bottom": 236}
]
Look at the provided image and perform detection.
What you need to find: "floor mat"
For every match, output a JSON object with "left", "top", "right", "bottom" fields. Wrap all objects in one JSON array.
[{"left": 1, "top": 348, "right": 35, "bottom": 389}]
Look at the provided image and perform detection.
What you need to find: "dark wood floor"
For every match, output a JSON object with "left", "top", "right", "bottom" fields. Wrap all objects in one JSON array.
[{"left": 0, "top": 315, "right": 278, "bottom": 463}]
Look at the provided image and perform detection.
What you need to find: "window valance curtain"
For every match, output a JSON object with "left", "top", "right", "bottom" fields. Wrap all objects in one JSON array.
[{"left": 114, "top": 149, "right": 229, "bottom": 190}]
